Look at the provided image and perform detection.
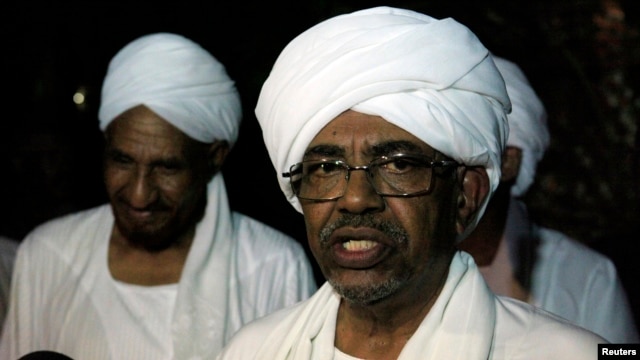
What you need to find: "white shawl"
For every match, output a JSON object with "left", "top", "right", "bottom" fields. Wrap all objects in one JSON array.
[
  {"left": 172, "top": 174, "right": 235, "bottom": 359},
  {"left": 220, "top": 252, "right": 496, "bottom": 360}
]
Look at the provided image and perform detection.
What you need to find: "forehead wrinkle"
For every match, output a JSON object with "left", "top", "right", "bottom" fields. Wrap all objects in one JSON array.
[
  {"left": 370, "top": 140, "right": 431, "bottom": 157},
  {"left": 303, "top": 139, "right": 434, "bottom": 162}
]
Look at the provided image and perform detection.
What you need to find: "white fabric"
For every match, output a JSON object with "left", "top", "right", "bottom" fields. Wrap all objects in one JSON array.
[
  {"left": 483, "top": 58, "right": 638, "bottom": 342},
  {"left": 334, "top": 348, "right": 362, "bottom": 360},
  {"left": 217, "top": 252, "right": 606, "bottom": 360},
  {"left": 0, "top": 236, "right": 18, "bottom": 333},
  {"left": 99, "top": 33, "right": 242, "bottom": 146},
  {"left": 255, "top": 6, "right": 510, "bottom": 238},
  {"left": 500, "top": 197, "right": 639, "bottom": 343},
  {"left": 531, "top": 229, "right": 639, "bottom": 343},
  {"left": 110, "top": 282, "right": 177, "bottom": 356},
  {"left": 492, "top": 56, "right": 550, "bottom": 197},
  {"left": 0, "top": 174, "right": 317, "bottom": 360}
]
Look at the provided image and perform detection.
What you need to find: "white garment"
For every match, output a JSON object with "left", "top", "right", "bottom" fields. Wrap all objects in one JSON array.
[
  {"left": 531, "top": 227, "right": 639, "bottom": 343},
  {"left": 500, "top": 198, "right": 639, "bottom": 343},
  {"left": 491, "top": 56, "right": 550, "bottom": 197},
  {"left": 0, "top": 175, "right": 317, "bottom": 360},
  {"left": 0, "top": 236, "right": 18, "bottom": 333},
  {"left": 217, "top": 252, "right": 606, "bottom": 360}
]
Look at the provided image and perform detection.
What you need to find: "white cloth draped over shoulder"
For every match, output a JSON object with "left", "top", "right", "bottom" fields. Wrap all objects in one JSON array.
[
  {"left": 255, "top": 7, "right": 511, "bottom": 238},
  {"left": 217, "top": 252, "right": 605, "bottom": 360},
  {"left": 0, "top": 175, "right": 316, "bottom": 359}
]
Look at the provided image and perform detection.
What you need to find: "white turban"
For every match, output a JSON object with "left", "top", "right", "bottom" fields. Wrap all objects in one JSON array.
[
  {"left": 256, "top": 6, "right": 510, "bottom": 236},
  {"left": 99, "top": 33, "right": 242, "bottom": 146},
  {"left": 492, "top": 56, "right": 550, "bottom": 197}
]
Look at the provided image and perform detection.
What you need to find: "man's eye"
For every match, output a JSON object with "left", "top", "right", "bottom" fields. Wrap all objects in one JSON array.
[
  {"left": 161, "top": 164, "right": 179, "bottom": 171},
  {"left": 157, "top": 162, "right": 182, "bottom": 173},
  {"left": 320, "top": 162, "right": 340, "bottom": 173},
  {"left": 384, "top": 158, "right": 419, "bottom": 173},
  {"left": 110, "top": 153, "right": 132, "bottom": 165},
  {"left": 307, "top": 161, "right": 342, "bottom": 176}
]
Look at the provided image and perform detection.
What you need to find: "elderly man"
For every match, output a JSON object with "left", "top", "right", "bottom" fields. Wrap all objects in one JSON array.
[
  {"left": 0, "top": 33, "right": 316, "bottom": 359},
  {"left": 459, "top": 55, "right": 639, "bottom": 343},
  {"left": 217, "top": 7, "right": 605, "bottom": 360}
]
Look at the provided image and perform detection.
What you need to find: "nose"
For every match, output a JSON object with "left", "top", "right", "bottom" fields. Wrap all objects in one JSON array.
[
  {"left": 126, "top": 168, "right": 157, "bottom": 209},
  {"left": 337, "top": 168, "right": 384, "bottom": 214}
]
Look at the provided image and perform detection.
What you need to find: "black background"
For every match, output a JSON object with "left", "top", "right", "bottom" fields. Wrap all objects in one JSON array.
[{"left": 1, "top": 1, "right": 638, "bottom": 328}]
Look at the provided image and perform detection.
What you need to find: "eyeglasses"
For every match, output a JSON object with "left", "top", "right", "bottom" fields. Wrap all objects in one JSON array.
[{"left": 282, "top": 153, "right": 459, "bottom": 201}]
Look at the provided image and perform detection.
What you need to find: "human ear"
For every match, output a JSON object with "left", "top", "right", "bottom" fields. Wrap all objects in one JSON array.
[
  {"left": 455, "top": 166, "right": 491, "bottom": 235},
  {"left": 206, "top": 140, "right": 230, "bottom": 175},
  {"left": 500, "top": 146, "right": 522, "bottom": 182}
]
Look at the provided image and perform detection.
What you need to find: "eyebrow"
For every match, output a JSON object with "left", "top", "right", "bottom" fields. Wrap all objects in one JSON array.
[
  {"left": 105, "top": 147, "right": 186, "bottom": 168},
  {"left": 303, "top": 144, "right": 344, "bottom": 159}
]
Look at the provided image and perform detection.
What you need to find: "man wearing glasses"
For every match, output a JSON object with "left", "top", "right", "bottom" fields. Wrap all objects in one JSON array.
[{"left": 217, "top": 6, "right": 606, "bottom": 360}]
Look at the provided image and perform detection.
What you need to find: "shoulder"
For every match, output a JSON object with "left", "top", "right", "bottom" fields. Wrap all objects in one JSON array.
[
  {"left": 20, "top": 204, "right": 111, "bottom": 255},
  {"left": 537, "top": 227, "right": 603, "bottom": 260},
  {"left": 218, "top": 301, "right": 304, "bottom": 359},
  {"left": 536, "top": 226, "right": 618, "bottom": 276},
  {"left": 26, "top": 205, "right": 110, "bottom": 239},
  {"left": 231, "top": 212, "right": 307, "bottom": 258},
  {"left": 494, "top": 296, "right": 606, "bottom": 359}
]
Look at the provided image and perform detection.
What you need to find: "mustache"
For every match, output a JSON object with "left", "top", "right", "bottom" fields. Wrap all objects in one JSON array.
[
  {"left": 319, "top": 214, "right": 408, "bottom": 248},
  {"left": 115, "top": 196, "right": 171, "bottom": 212}
]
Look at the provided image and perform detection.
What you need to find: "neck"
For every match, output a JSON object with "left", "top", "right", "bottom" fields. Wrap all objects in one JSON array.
[
  {"left": 458, "top": 183, "right": 511, "bottom": 265},
  {"left": 335, "top": 252, "right": 451, "bottom": 360},
  {"left": 108, "top": 225, "right": 195, "bottom": 286}
]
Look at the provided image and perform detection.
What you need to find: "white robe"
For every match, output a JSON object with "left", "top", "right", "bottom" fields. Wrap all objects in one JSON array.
[
  {"left": 530, "top": 227, "right": 639, "bottom": 343},
  {"left": 217, "top": 252, "right": 606, "bottom": 360},
  {"left": 495, "top": 198, "right": 639, "bottom": 343},
  {"left": 0, "top": 174, "right": 317, "bottom": 360}
]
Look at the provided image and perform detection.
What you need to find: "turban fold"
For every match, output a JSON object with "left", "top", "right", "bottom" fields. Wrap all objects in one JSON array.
[
  {"left": 99, "top": 33, "right": 242, "bottom": 146},
  {"left": 492, "top": 56, "right": 549, "bottom": 197},
  {"left": 255, "top": 6, "right": 510, "bottom": 236}
]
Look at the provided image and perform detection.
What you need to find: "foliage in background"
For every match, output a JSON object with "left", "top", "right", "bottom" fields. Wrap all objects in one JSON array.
[{"left": 524, "top": 0, "right": 639, "bottom": 245}]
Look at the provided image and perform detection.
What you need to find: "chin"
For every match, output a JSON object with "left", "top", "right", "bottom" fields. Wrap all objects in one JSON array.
[
  {"left": 125, "top": 230, "right": 176, "bottom": 252},
  {"left": 328, "top": 274, "right": 405, "bottom": 306}
]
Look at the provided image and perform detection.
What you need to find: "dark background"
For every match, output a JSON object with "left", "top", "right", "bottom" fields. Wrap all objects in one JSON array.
[{"left": 1, "top": 1, "right": 638, "bottom": 328}]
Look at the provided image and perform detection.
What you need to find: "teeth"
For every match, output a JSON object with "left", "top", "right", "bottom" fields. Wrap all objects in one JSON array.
[{"left": 342, "top": 240, "right": 376, "bottom": 251}]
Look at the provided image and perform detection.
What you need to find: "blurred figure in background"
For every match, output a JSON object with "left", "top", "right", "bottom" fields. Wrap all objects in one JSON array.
[
  {"left": 459, "top": 55, "right": 639, "bottom": 343},
  {"left": 0, "top": 32, "right": 316, "bottom": 359},
  {"left": 0, "top": 236, "right": 18, "bottom": 333}
]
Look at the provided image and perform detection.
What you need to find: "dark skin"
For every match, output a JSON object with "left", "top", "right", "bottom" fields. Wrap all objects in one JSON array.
[
  {"left": 103, "top": 105, "right": 229, "bottom": 286},
  {"left": 299, "top": 110, "right": 490, "bottom": 359},
  {"left": 458, "top": 146, "right": 530, "bottom": 300}
]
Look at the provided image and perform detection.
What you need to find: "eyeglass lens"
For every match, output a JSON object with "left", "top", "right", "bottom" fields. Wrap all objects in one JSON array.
[{"left": 290, "top": 155, "right": 440, "bottom": 200}]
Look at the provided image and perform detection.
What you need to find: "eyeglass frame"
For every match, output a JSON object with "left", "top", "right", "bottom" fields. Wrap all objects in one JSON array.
[{"left": 282, "top": 153, "right": 459, "bottom": 201}]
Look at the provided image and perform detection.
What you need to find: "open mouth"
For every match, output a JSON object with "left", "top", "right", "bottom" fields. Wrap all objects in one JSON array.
[{"left": 341, "top": 239, "right": 377, "bottom": 251}]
